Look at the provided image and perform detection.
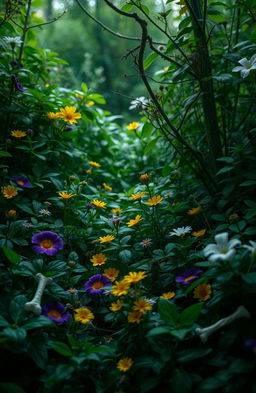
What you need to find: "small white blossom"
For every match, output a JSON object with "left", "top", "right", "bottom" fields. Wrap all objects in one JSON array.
[
  {"left": 3, "top": 36, "right": 23, "bottom": 47},
  {"left": 232, "top": 54, "right": 256, "bottom": 78},
  {"left": 169, "top": 226, "right": 192, "bottom": 237},
  {"left": 129, "top": 96, "right": 149, "bottom": 110},
  {"left": 203, "top": 232, "right": 241, "bottom": 262},
  {"left": 242, "top": 240, "right": 256, "bottom": 256},
  {"left": 39, "top": 209, "right": 51, "bottom": 216}
]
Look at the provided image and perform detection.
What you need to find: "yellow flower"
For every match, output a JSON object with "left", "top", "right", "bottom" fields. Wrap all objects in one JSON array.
[
  {"left": 123, "top": 271, "right": 147, "bottom": 284},
  {"left": 2, "top": 185, "right": 18, "bottom": 199},
  {"left": 103, "top": 267, "right": 119, "bottom": 281},
  {"left": 126, "top": 122, "right": 139, "bottom": 130},
  {"left": 163, "top": 66, "right": 169, "bottom": 72},
  {"left": 187, "top": 206, "right": 201, "bottom": 215},
  {"left": 90, "top": 253, "right": 107, "bottom": 266},
  {"left": 89, "top": 161, "right": 101, "bottom": 167},
  {"left": 10, "top": 130, "right": 27, "bottom": 138},
  {"left": 92, "top": 200, "right": 107, "bottom": 208},
  {"left": 99, "top": 235, "right": 115, "bottom": 243},
  {"left": 147, "top": 195, "right": 163, "bottom": 206},
  {"left": 109, "top": 300, "right": 123, "bottom": 312},
  {"left": 75, "top": 93, "right": 84, "bottom": 99},
  {"left": 86, "top": 169, "right": 92, "bottom": 175},
  {"left": 139, "top": 173, "right": 150, "bottom": 182},
  {"left": 112, "top": 280, "right": 131, "bottom": 296},
  {"left": 46, "top": 112, "right": 60, "bottom": 120},
  {"left": 127, "top": 310, "right": 142, "bottom": 323},
  {"left": 133, "top": 298, "right": 152, "bottom": 313},
  {"left": 126, "top": 215, "right": 143, "bottom": 227},
  {"left": 193, "top": 283, "right": 212, "bottom": 302},
  {"left": 111, "top": 208, "right": 122, "bottom": 214},
  {"left": 86, "top": 100, "right": 95, "bottom": 106},
  {"left": 192, "top": 229, "right": 206, "bottom": 237},
  {"left": 117, "top": 357, "right": 133, "bottom": 372},
  {"left": 57, "top": 191, "right": 75, "bottom": 199},
  {"left": 74, "top": 307, "right": 94, "bottom": 324},
  {"left": 7, "top": 209, "right": 17, "bottom": 217},
  {"left": 160, "top": 291, "right": 176, "bottom": 300},
  {"left": 103, "top": 182, "right": 112, "bottom": 191},
  {"left": 130, "top": 192, "right": 145, "bottom": 200},
  {"left": 58, "top": 106, "right": 82, "bottom": 124}
]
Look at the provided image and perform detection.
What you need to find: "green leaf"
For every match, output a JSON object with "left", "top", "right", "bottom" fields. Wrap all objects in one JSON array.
[
  {"left": 143, "top": 52, "right": 158, "bottom": 70},
  {"left": 141, "top": 122, "right": 154, "bottom": 138},
  {"left": 2, "top": 247, "right": 21, "bottom": 265},
  {"left": 51, "top": 341, "right": 73, "bottom": 357},
  {"left": 23, "top": 315, "right": 55, "bottom": 330},
  {"left": 171, "top": 368, "right": 192, "bottom": 393},
  {"left": 144, "top": 138, "right": 159, "bottom": 154},
  {"left": 119, "top": 249, "right": 132, "bottom": 263},
  {"left": 2, "top": 327, "right": 27, "bottom": 341},
  {"left": 0, "top": 151, "right": 12, "bottom": 157},
  {"left": 9, "top": 295, "right": 27, "bottom": 324},
  {"left": 170, "top": 328, "right": 191, "bottom": 340},
  {"left": 81, "top": 82, "right": 88, "bottom": 94},
  {"left": 0, "top": 383, "right": 26, "bottom": 393},
  {"left": 121, "top": 3, "right": 134, "bottom": 12},
  {"left": 180, "top": 303, "right": 202, "bottom": 326},
  {"left": 242, "top": 272, "right": 256, "bottom": 285},
  {"left": 178, "top": 348, "right": 212, "bottom": 362},
  {"left": 87, "top": 93, "right": 106, "bottom": 104},
  {"left": 147, "top": 326, "right": 172, "bottom": 337},
  {"left": 158, "top": 298, "right": 178, "bottom": 325}
]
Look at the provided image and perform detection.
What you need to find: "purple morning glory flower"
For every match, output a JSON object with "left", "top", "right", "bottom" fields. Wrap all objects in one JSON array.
[
  {"left": 11, "top": 74, "right": 25, "bottom": 92},
  {"left": 31, "top": 231, "right": 64, "bottom": 255},
  {"left": 42, "top": 301, "right": 71, "bottom": 324},
  {"left": 245, "top": 339, "right": 256, "bottom": 351},
  {"left": 84, "top": 274, "right": 112, "bottom": 296},
  {"left": 175, "top": 267, "right": 203, "bottom": 285},
  {"left": 11, "top": 176, "right": 31, "bottom": 188}
]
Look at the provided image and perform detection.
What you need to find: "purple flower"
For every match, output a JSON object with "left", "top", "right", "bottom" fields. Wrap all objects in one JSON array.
[
  {"left": 11, "top": 176, "right": 31, "bottom": 188},
  {"left": 86, "top": 203, "right": 94, "bottom": 209},
  {"left": 31, "top": 231, "right": 64, "bottom": 255},
  {"left": 175, "top": 267, "right": 202, "bottom": 285},
  {"left": 109, "top": 216, "right": 122, "bottom": 223},
  {"left": 64, "top": 126, "right": 73, "bottom": 132},
  {"left": 84, "top": 274, "right": 112, "bottom": 296},
  {"left": 42, "top": 301, "right": 71, "bottom": 324},
  {"left": 11, "top": 74, "right": 25, "bottom": 92},
  {"left": 140, "top": 238, "right": 153, "bottom": 248},
  {"left": 245, "top": 339, "right": 256, "bottom": 351}
]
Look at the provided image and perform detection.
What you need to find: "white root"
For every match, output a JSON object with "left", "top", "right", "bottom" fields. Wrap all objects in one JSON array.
[
  {"left": 24, "top": 273, "right": 52, "bottom": 316},
  {"left": 195, "top": 305, "right": 250, "bottom": 343}
]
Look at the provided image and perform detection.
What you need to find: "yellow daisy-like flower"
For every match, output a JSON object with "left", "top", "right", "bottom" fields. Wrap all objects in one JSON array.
[
  {"left": 90, "top": 253, "right": 107, "bottom": 266},
  {"left": 89, "top": 161, "right": 101, "bottom": 168},
  {"left": 111, "top": 208, "right": 122, "bottom": 214},
  {"left": 160, "top": 291, "right": 176, "bottom": 300},
  {"left": 75, "top": 93, "right": 84, "bottom": 99},
  {"left": 192, "top": 229, "right": 206, "bottom": 237},
  {"left": 117, "top": 357, "right": 133, "bottom": 372},
  {"left": 123, "top": 271, "right": 147, "bottom": 284},
  {"left": 92, "top": 200, "right": 107, "bottom": 208},
  {"left": 109, "top": 299, "right": 123, "bottom": 312},
  {"left": 74, "top": 307, "right": 94, "bottom": 324},
  {"left": 112, "top": 280, "right": 131, "bottom": 296},
  {"left": 58, "top": 106, "right": 82, "bottom": 124},
  {"left": 86, "top": 100, "right": 95, "bottom": 106},
  {"left": 126, "top": 122, "right": 140, "bottom": 131},
  {"left": 133, "top": 298, "right": 152, "bottom": 313},
  {"left": 2, "top": 185, "right": 18, "bottom": 199},
  {"left": 127, "top": 310, "right": 142, "bottom": 323},
  {"left": 103, "top": 267, "right": 119, "bottom": 281},
  {"left": 126, "top": 215, "right": 143, "bottom": 227},
  {"left": 103, "top": 182, "right": 112, "bottom": 191},
  {"left": 10, "top": 130, "right": 27, "bottom": 138},
  {"left": 139, "top": 173, "right": 150, "bottom": 182},
  {"left": 193, "top": 283, "right": 212, "bottom": 302},
  {"left": 57, "top": 191, "right": 75, "bottom": 199},
  {"left": 46, "top": 112, "right": 60, "bottom": 120},
  {"left": 147, "top": 195, "right": 163, "bottom": 206},
  {"left": 98, "top": 235, "right": 115, "bottom": 243},
  {"left": 187, "top": 206, "right": 201, "bottom": 215},
  {"left": 130, "top": 192, "right": 145, "bottom": 200}
]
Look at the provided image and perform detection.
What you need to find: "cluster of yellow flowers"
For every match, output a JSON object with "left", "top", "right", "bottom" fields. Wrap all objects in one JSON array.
[{"left": 47, "top": 106, "right": 82, "bottom": 124}]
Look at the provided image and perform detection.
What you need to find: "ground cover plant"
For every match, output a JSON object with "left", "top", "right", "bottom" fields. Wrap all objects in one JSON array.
[{"left": 0, "top": 0, "right": 256, "bottom": 392}]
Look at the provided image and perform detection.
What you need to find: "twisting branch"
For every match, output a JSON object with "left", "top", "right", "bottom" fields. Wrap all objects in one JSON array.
[{"left": 27, "top": 10, "right": 66, "bottom": 30}]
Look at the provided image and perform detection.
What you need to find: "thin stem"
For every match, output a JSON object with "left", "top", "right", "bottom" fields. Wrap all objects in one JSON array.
[{"left": 18, "top": 0, "right": 32, "bottom": 64}]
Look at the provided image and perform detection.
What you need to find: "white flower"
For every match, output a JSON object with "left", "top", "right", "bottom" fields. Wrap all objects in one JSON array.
[
  {"left": 232, "top": 54, "right": 256, "bottom": 78},
  {"left": 243, "top": 241, "right": 256, "bottom": 256},
  {"left": 129, "top": 96, "right": 149, "bottom": 110},
  {"left": 39, "top": 209, "right": 51, "bottom": 216},
  {"left": 203, "top": 232, "right": 241, "bottom": 262},
  {"left": 169, "top": 226, "right": 192, "bottom": 237},
  {"left": 3, "top": 36, "right": 23, "bottom": 47}
]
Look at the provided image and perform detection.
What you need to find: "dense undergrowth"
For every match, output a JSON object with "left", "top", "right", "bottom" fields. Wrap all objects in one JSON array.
[{"left": 1, "top": 1, "right": 256, "bottom": 393}]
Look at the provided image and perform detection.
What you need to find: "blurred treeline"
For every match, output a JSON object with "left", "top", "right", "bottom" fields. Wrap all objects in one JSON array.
[{"left": 38, "top": 0, "right": 164, "bottom": 116}]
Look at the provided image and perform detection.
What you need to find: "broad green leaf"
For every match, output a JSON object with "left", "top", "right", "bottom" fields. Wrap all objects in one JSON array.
[
  {"left": 51, "top": 341, "right": 73, "bottom": 357},
  {"left": 158, "top": 298, "right": 178, "bottom": 325},
  {"left": 141, "top": 122, "right": 154, "bottom": 138},
  {"left": 0, "top": 151, "right": 12, "bottom": 157},
  {"left": 143, "top": 52, "right": 158, "bottom": 70},
  {"left": 144, "top": 138, "right": 159, "bottom": 154},
  {"left": 180, "top": 303, "right": 202, "bottom": 326},
  {"left": 147, "top": 326, "right": 172, "bottom": 337},
  {"left": 2, "top": 247, "right": 21, "bottom": 265}
]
